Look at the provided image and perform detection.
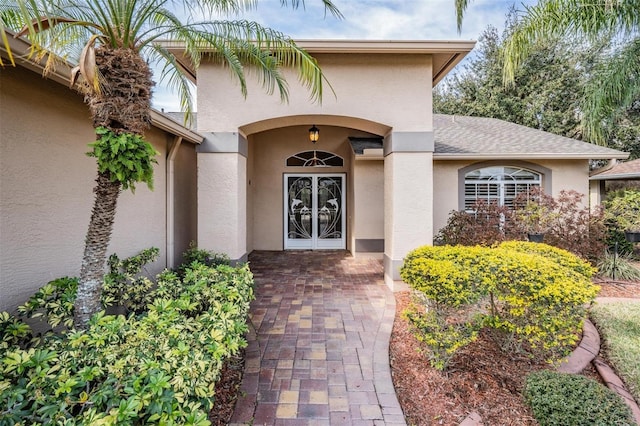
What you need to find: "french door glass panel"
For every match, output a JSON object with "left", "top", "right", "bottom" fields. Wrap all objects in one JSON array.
[{"left": 285, "top": 174, "right": 345, "bottom": 249}]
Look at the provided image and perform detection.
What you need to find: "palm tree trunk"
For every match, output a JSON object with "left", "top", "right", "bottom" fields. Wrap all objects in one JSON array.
[{"left": 74, "top": 171, "right": 121, "bottom": 328}]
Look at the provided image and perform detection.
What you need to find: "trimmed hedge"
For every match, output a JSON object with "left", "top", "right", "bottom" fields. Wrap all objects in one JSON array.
[
  {"left": 0, "top": 254, "right": 254, "bottom": 425},
  {"left": 524, "top": 371, "right": 634, "bottom": 425},
  {"left": 401, "top": 242, "right": 598, "bottom": 369}
]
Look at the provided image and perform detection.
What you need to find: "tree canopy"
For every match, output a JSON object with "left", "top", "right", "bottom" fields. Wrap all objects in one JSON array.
[{"left": 454, "top": 0, "right": 639, "bottom": 147}]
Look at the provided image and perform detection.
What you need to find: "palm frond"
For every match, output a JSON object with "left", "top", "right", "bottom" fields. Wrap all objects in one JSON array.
[
  {"left": 279, "top": 0, "right": 343, "bottom": 19},
  {"left": 147, "top": 45, "right": 195, "bottom": 122},
  {"left": 3, "top": 0, "right": 337, "bottom": 108},
  {"left": 503, "top": 0, "right": 640, "bottom": 85},
  {"left": 582, "top": 38, "right": 640, "bottom": 145},
  {"left": 454, "top": 0, "right": 470, "bottom": 33}
]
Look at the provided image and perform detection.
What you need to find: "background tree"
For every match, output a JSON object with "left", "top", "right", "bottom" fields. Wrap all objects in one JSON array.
[
  {"left": 0, "top": 0, "right": 340, "bottom": 328},
  {"left": 434, "top": 19, "right": 587, "bottom": 139},
  {"left": 454, "top": 0, "right": 639, "bottom": 147}
]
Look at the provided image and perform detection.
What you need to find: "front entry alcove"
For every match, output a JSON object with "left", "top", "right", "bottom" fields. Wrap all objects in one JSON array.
[{"left": 246, "top": 123, "right": 384, "bottom": 256}]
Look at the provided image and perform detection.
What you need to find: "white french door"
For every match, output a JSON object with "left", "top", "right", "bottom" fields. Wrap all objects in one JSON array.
[{"left": 284, "top": 174, "right": 346, "bottom": 250}]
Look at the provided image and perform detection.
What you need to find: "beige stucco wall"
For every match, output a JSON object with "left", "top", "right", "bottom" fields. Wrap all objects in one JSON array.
[
  {"left": 198, "top": 152, "right": 247, "bottom": 259},
  {"left": 353, "top": 160, "right": 384, "bottom": 241},
  {"left": 172, "top": 142, "right": 198, "bottom": 265},
  {"left": 197, "top": 49, "right": 435, "bottom": 275},
  {"left": 197, "top": 53, "right": 432, "bottom": 134},
  {"left": 0, "top": 66, "right": 196, "bottom": 312},
  {"left": 384, "top": 152, "right": 433, "bottom": 288},
  {"left": 432, "top": 159, "right": 591, "bottom": 234}
]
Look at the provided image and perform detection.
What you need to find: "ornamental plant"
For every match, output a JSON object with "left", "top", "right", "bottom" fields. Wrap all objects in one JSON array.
[
  {"left": 524, "top": 371, "right": 634, "bottom": 426},
  {"left": 0, "top": 253, "right": 254, "bottom": 424},
  {"left": 514, "top": 187, "right": 558, "bottom": 235},
  {"left": 435, "top": 200, "right": 520, "bottom": 246},
  {"left": 604, "top": 189, "right": 640, "bottom": 232},
  {"left": 401, "top": 242, "right": 598, "bottom": 369}
]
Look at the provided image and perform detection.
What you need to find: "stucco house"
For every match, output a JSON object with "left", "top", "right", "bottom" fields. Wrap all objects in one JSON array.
[{"left": 0, "top": 35, "right": 628, "bottom": 311}]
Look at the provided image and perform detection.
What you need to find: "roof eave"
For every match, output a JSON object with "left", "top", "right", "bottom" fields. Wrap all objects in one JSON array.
[
  {"left": 161, "top": 39, "right": 476, "bottom": 87},
  {"left": 2, "top": 30, "right": 203, "bottom": 145},
  {"left": 434, "top": 153, "right": 630, "bottom": 160},
  {"left": 590, "top": 173, "right": 640, "bottom": 181}
]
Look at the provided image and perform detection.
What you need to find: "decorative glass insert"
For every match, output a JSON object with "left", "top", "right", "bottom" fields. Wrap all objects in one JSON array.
[
  {"left": 316, "top": 177, "right": 342, "bottom": 240},
  {"left": 464, "top": 166, "right": 541, "bottom": 211},
  {"left": 287, "top": 176, "right": 313, "bottom": 240},
  {"left": 286, "top": 150, "right": 343, "bottom": 167}
]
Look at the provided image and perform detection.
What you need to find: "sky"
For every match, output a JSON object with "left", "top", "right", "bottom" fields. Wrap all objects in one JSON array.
[{"left": 152, "top": 0, "right": 538, "bottom": 111}]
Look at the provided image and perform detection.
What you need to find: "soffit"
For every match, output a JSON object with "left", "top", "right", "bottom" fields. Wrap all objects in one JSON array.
[{"left": 163, "top": 39, "right": 476, "bottom": 87}]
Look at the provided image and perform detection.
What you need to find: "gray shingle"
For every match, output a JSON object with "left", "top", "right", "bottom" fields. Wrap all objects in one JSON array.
[{"left": 434, "top": 114, "right": 627, "bottom": 158}]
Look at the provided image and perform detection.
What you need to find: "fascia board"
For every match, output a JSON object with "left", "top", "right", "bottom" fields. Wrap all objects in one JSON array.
[{"left": 434, "top": 153, "right": 630, "bottom": 160}]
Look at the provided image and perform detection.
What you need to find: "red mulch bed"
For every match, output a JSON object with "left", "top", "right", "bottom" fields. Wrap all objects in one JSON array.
[
  {"left": 389, "top": 281, "right": 638, "bottom": 425},
  {"left": 389, "top": 291, "right": 543, "bottom": 425},
  {"left": 594, "top": 279, "right": 640, "bottom": 298},
  {"left": 208, "top": 352, "right": 244, "bottom": 425}
]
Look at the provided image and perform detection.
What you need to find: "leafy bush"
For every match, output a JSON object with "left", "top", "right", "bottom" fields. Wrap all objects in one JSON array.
[
  {"left": 438, "top": 190, "right": 606, "bottom": 262},
  {"left": 0, "top": 260, "right": 254, "bottom": 425},
  {"left": 404, "top": 304, "right": 480, "bottom": 371},
  {"left": 178, "top": 243, "right": 231, "bottom": 277},
  {"left": 604, "top": 189, "right": 640, "bottom": 232},
  {"left": 87, "top": 127, "right": 158, "bottom": 191},
  {"left": 102, "top": 247, "right": 159, "bottom": 313},
  {"left": 17, "top": 276, "right": 79, "bottom": 331},
  {"left": 498, "top": 240, "right": 596, "bottom": 279},
  {"left": 435, "top": 200, "right": 521, "bottom": 246},
  {"left": 401, "top": 243, "right": 598, "bottom": 367},
  {"left": 542, "top": 190, "right": 606, "bottom": 263},
  {"left": 524, "top": 371, "right": 634, "bottom": 425}
]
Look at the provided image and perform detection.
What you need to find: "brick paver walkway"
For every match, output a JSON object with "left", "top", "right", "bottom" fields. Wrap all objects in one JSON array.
[{"left": 230, "top": 251, "right": 406, "bottom": 425}]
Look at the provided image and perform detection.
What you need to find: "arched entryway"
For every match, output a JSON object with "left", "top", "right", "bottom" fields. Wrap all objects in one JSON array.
[{"left": 243, "top": 116, "right": 388, "bottom": 255}]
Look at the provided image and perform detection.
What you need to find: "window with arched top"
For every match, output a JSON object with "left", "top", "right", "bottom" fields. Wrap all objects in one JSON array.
[
  {"left": 286, "top": 150, "right": 344, "bottom": 167},
  {"left": 464, "top": 166, "right": 542, "bottom": 211}
]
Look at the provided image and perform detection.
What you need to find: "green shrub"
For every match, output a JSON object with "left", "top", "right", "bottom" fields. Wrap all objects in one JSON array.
[
  {"left": 17, "top": 276, "right": 78, "bottom": 330},
  {"left": 482, "top": 245, "right": 598, "bottom": 356},
  {"left": 0, "top": 261, "right": 254, "bottom": 425},
  {"left": 401, "top": 243, "right": 599, "bottom": 365},
  {"left": 596, "top": 251, "right": 640, "bottom": 280},
  {"left": 404, "top": 302, "right": 480, "bottom": 371},
  {"left": 178, "top": 243, "right": 231, "bottom": 277},
  {"left": 604, "top": 189, "right": 640, "bottom": 232},
  {"left": 102, "top": 247, "right": 160, "bottom": 313},
  {"left": 498, "top": 241, "right": 596, "bottom": 279},
  {"left": 524, "top": 371, "right": 634, "bottom": 425}
]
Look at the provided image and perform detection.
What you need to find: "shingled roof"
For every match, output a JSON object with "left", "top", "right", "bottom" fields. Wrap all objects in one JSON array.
[
  {"left": 590, "top": 158, "right": 640, "bottom": 180},
  {"left": 433, "top": 114, "right": 628, "bottom": 160}
]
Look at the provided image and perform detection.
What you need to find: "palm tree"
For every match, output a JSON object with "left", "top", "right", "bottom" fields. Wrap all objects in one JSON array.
[
  {"left": 455, "top": 0, "right": 639, "bottom": 146},
  {"left": 1, "top": 0, "right": 340, "bottom": 328}
]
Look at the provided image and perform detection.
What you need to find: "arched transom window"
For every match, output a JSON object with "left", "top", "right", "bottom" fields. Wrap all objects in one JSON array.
[
  {"left": 286, "top": 150, "right": 344, "bottom": 167},
  {"left": 464, "top": 166, "right": 541, "bottom": 211}
]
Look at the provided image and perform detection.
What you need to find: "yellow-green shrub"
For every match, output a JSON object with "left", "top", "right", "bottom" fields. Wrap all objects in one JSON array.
[
  {"left": 404, "top": 306, "right": 480, "bottom": 371},
  {"left": 484, "top": 245, "right": 598, "bottom": 356},
  {"left": 497, "top": 241, "right": 596, "bottom": 279},
  {"left": 401, "top": 243, "right": 599, "bottom": 365}
]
